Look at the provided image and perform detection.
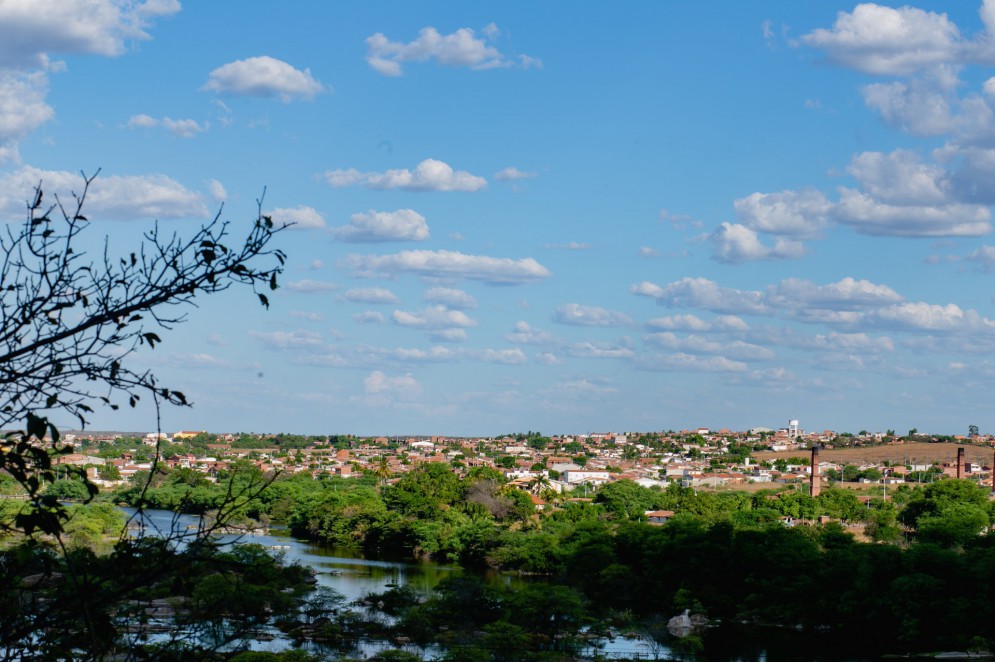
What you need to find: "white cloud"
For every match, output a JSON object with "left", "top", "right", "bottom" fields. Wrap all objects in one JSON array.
[
  {"left": 289, "top": 310, "right": 324, "bottom": 322},
  {"left": 803, "top": 4, "right": 962, "bottom": 75},
  {"left": 0, "top": 0, "right": 180, "bottom": 68},
  {"left": 342, "top": 249, "right": 551, "bottom": 285},
  {"left": 202, "top": 56, "right": 324, "bottom": 102},
  {"left": 354, "top": 310, "right": 385, "bottom": 324},
  {"left": 249, "top": 330, "right": 324, "bottom": 350},
  {"left": 767, "top": 277, "right": 904, "bottom": 310},
  {"left": 643, "top": 333, "right": 775, "bottom": 362},
  {"left": 265, "top": 205, "right": 325, "bottom": 230},
  {"left": 324, "top": 159, "right": 486, "bottom": 192},
  {"left": 423, "top": 287, "right": 476, "bottom": 309},
  {"left": 710, "top": 223, "right": 805, "bottom": 263},
  {"left": 364, "top": 370, "right": 421, "bottom": 396},
  {"left": 341, "top": 287, "right": 400, "bottom": 305},
  {"left": 535, "top": 351, "right": 562, "bottom": 365},
  {"left": 862, "top": 74, "right": 956, "bottom": 136},
  {"left": 733, "top": 189, "right": 831, "bottom": 237},
  {"left": 505, "top": 321, "right": 560, "bottom": 345},
  {"left": 207, "top": 179, "right": 227, "bottom": 202},
  {"left": 365, "top": 25, "right": 532, "bottom": 75},
  {"left": 431, "top": 328, "right": 468, "bottom": 343},
  {"left": 285, "top": 279, "right": 338, "bottom": 293},
  {"left": 127, "top": 113, "right": 158, "bottom": 129},
  {"left": 847, "top": 150, "right": 949, "bottom": 205},
  {"left": 494, "top": 166, "right": 538, "bottom": 181},
  {"left": 553, "top": 303, "right": 632, "bottom": 327},
  {"left": 0, "top": 72, "right": 54, "bottom": 162},
  {"left": 966, "top": 245, "right": 995, "bottom": 270},
  {"left": 333, "top": 209, "right": 428, "bottom": 242},
  {"left": 473, "top": 348, "right": 527, "bottom": 365},
  {"left": 639, "top": 353, "right": 748, "bottom": 373},
  {"left": 567, "top": 340, "right": 635, "bottom": 359},
  {"left": 632, "top": 277, "right": 769, "bottom": 315},
  {"left": 868, "top": 302, "right": 995, "bottom": 332},
  {"left": 833, "top": 188, "right": 991, "bottom": 237},
  {"left": 0, "top": 167, "right": 208, "bottom": 219},
  {"left": 638, "top": 246, "right": 660, "bottom": 257},
  {"left": 646, "top": 314, "right": 748, "bottom": 333},
  {"left": 392, "top": 305, "right": 476, "bottom": 329}
]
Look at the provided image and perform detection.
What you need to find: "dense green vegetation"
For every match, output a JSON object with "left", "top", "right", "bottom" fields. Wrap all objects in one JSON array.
[{"left": 6, "top": 458, "right": 995, "bottom": 657}]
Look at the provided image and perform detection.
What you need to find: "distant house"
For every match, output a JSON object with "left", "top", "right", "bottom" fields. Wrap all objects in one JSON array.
[{"left": 644, "top": 510, "right": 675, "bottom": 525}]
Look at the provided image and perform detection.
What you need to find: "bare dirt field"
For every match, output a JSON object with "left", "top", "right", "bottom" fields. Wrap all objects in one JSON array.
[{"left": 754, "top": 442, "right": 994, "bottom": 467}]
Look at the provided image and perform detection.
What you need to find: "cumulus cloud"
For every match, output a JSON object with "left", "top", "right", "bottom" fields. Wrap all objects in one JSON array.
[
  {"left": 567, "top": 339, "right": 635, "bottom": 359},
  {"left": 364, "top": 370, "right": 421, "bottom": 396},
  {"left": 342, "top": 249, "right": 550, "bottom": 285},
  {"left": 431, "top": 328, "right": 468, "bottom": 343},
  {"left": 766, "top": 277, "right": 904, "bottom": 310},
  {"left": 862, "top": 72, "right": 957, "bottom": 136},
  {"left": 127, "top": 114, "right": 208, "bottom": 138},
  {"left": 632, "top": 277, "right": 769, "bottom": 315},
  {"left": 966, "top": 245, "right": 995, "bottom": 271},
  {"left": 867, "top": 302, "right": 995, "bottom": 333},
  {"left": 0, "top": 167, "right": 208, "bottom": 219},
  {"left": 733, "top": 189, "right": 831, "bottom": 238},
  {"left": 643, "top": 333, "right": 775, "bottom": 362},
  {"left": 0, "top": 0, "right": 180, "bottom": 68},
  {"left": 639, "top": 353, "right": 748, "bottom": 373},
  {"left": 494, "top": 166, "right": 538, "bottom": 181},
  {"left": 646, "top": 314, "right": 748, "bottom": 333},
  {"left": 0, "top": 72, "right": 54, "bottom": 162},
  {"left": 333, "top": 209, "right": 428, "bottom": 242},
  {"left": 289, "top": 310, "right": 325, "bottom": 322},
  {"left": 354, "top": 310, "right": 385, "bottom": 324},
  {"left": 285, "top": 279, "right": 338, "bottom": 293},
  {"left": 266, "top": 205, "right": 326, "bottom": 230},
  {"left": 553, "top": 303, "right": 632, "bottom": 327},
  {"left": 202, "top": 56, "right": 324, "bottom": 102},
  {"left": 365, "top": 25, "right": 535, "bottom": 75},
  {"left": 710, "top": 223, "right": 805, "bottom": 263},
  {"left": 833, "top": 188, "right": 991, "bottom": 237},
  {"left": 803, "top": 4, "right": 962, "bottom": 75},
  {"left": 423, "top": 287, "right": 476, "bottom": 309},
  {"left": 392, "top": 305, "right": 476, "bottom": 329},
  {"left": 341, "top": 287, "right": 400, "bottom": 305},
  {"left": 249, "top": 330, "right": 324, "bottom": 350},
  {"left": 505, "top": 321, "right": 560, "bottom": 345},
  {"left": 207, "top": 179, "right": 227, "bottom": 202},
  {"left": 324, "top": 159, "right": 486, "bottom": 192}
]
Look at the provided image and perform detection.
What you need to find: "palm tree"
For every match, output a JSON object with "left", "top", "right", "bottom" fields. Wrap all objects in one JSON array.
[
  {"left": 373, "top": 455, "right": 392, "bottom": 486},
  {"left": 527, "top": 474, "right": 552, "bottom": 496}
]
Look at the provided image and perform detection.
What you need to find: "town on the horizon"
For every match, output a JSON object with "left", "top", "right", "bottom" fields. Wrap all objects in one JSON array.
[{"left": 53, "top": 419, "right": 995, "bottom": 499}]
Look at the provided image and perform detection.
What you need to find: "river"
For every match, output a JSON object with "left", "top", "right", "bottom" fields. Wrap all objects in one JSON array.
[{"left": 121, "top": 508, "right": 875, "bottom": 661}]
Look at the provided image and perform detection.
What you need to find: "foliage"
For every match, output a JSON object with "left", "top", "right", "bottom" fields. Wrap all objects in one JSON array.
[{"left": 0, "top": 177, "right": 285, "bottom": 538}]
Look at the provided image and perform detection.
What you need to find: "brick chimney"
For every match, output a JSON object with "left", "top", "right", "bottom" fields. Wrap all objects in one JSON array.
[
  {"left": 810, "top": 445, "right": 821, "bottom": 498},
  {"left": 957, "top": 447, "right": 965, "bottom": 479}
]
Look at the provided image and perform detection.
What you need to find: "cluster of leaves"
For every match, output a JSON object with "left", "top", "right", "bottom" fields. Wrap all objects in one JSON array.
[{"left": 0, "top": 538, "right": 315, "bottom": 659}]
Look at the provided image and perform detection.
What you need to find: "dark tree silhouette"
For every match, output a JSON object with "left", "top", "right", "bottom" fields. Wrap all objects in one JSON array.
[{"left": 0, "top": 173, "right": 286, "bottom": 537}]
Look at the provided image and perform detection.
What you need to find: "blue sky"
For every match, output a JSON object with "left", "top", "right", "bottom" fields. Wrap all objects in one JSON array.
[{"left": 4, "top": 1, "right": 995, "bottom": 436}]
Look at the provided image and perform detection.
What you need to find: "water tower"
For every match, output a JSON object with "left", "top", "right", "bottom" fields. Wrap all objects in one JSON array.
[{"left": 789, "top": 419, "right": 800, "bottom": 437}]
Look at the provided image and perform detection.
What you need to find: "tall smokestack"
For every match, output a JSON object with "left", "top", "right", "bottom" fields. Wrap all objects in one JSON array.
[
  {"left": 810, "top": 445, "right": 821, "bottom": 498},
  {"left": 957, "top": 447, "right": 965, "bottom": 479}
]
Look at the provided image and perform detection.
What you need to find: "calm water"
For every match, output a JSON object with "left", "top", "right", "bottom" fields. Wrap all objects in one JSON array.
[{"left": 120, "top": 508, "right": 878, "bottom": 660}]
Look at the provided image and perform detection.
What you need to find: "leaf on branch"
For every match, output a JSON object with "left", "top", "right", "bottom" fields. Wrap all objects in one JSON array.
[
  {"left": 269, "top": 273, "right": 278, "bottom": 291},
  {"left": 257, "top": 293, "right": 269, "bottom": 309},
  {"left": 26, "top": 412, "right": 47, "bottom": 440},
  {"left": 142, "top": 332, "right": 162, "bottom": 348},
  {"left": 45, "top": 395, "right": 58, "bottom": 408}
]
